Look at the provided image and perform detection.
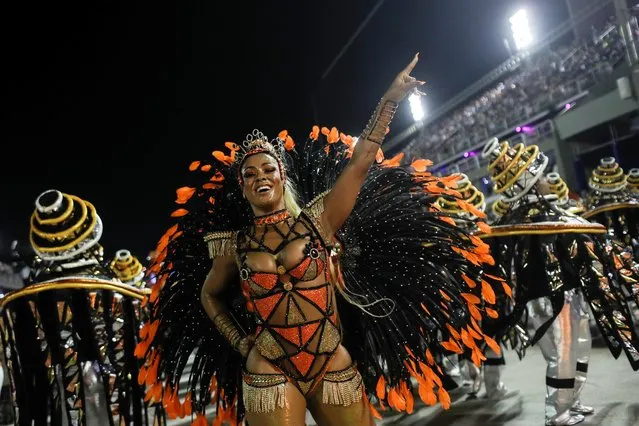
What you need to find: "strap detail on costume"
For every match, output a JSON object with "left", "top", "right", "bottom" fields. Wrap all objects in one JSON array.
[
  {"left": 322, "top": 364, "right": 364, "bottom": 406},
  {"left": 204, "top": 231, "right": 238, "bottom": 258},
  {"left": 302, "top": 191, "right": 332, "bottom": 244},
  {"left": 305, "top": 191, "right": 329, "bottom": 218},
  {"left": 242, "top": 372, "right": 287, "bottom": 414}
]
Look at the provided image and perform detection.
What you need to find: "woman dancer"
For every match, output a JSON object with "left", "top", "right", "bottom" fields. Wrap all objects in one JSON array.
[{"left": 137, "top": 55, "right": 507, "bottom": 425}]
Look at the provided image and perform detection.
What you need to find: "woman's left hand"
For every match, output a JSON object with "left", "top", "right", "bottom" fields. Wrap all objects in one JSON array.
[{"left": 383, "top": 53, "right": 426, "bottom": 103}]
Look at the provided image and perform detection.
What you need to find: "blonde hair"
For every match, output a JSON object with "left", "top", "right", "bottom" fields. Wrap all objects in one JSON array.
[{"left": 284, "top": 179, "right": 302, "bottom": 217}]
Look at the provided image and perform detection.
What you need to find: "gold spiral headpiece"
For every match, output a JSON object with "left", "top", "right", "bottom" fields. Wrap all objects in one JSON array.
[
  {"left": 110, "top": 249, "right": 145, "bottom": 287},
  {"left": 491, "top": 198, "right": 511, "bottom": 218},
  {"left": 29, "top": 189, "right": 103, "bottom": 261},
  {"left": 588, "top": 157, "right": 627, "bottom": 193},
  {"left": 546, "top": 172, "right": 585, "bottom": 215},
  {"left": 231, "top": 129, "right": 293, "bottom": 184},
  {"left": 627, "top": 168, "right": 639, "bottom": 194},
  {"left": 545, "top": 172, "right": 570, "bottom": 204},
  {"left": 481, "top": 138, "right": 548, "bottom": 202},
  {"left": 436, "top": 174, "right": 486, "bottom": 219}
]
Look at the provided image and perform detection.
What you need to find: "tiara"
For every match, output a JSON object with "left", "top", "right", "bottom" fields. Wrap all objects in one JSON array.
[{"left": 235, "top": 129, "right": 286, "bottom": 166}]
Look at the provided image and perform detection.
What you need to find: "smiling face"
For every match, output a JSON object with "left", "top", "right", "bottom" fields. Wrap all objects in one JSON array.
[{"left": 240, "top": 153, "right": 286, "bottom": 215}]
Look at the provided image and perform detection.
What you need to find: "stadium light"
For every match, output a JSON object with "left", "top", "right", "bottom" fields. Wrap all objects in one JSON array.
[
  {"left": 408, "top": 93, "right": 425, "bottom": 122},
  {"left": 509, "top": 9, "right": 533, "bottom": 51}
]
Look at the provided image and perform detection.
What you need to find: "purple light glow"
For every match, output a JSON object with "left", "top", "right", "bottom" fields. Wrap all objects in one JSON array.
[
  {"left": 516, "top": 126, "right": 522, "bottom": 132},
  {"left": 463, "top": 152, "right": 469, "bottom": 158}
]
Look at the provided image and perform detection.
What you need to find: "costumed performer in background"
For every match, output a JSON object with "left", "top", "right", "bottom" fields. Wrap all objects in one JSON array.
[
  {"left": 582, "top": 157, "right": 639, "bottom": 257},
  {"left": 110, "top": 249, "right": 147, "bottom": 289},
  {"left": 480, "top": 139, "right": 639, "bottom": 426},
  {"left": 436, "top": 174, "right": 514, "bottom": 401},
  {"left": 0, "top": 189, "right": 160, "bottom": 426}
]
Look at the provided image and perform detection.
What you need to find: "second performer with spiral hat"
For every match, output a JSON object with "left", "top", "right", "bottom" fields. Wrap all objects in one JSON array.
[
  {"left": 0, "top": 189, "right": 159, "bottom": 426},
  {"left": 479, "top": 138, "right": 639, "bottom": 426},
  {"left": 583, "top": 157, "right": 639, "bottom": 258},
  {"left": 437, "top": 175, "right": 514, "bottom": 402}
]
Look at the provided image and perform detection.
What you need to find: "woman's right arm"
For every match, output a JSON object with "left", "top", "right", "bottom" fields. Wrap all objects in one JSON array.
[{"left": 200, "top": 255, "right": 250, "bottom": 356}]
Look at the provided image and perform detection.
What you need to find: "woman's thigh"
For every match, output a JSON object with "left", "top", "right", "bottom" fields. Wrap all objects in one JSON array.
[
  {"left": 243, "top": 347, "right": 307, "bottom": 426},
  {"left": 306, "top": 345, "right": 374, "bottom": 426}
]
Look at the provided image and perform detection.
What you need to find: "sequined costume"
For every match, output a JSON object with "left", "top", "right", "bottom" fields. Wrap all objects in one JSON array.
[
  {"left": 437, "top": 175, "right": 512, "bottom": 401},
  {"left": 547, "top": 170, "right": 639, "bottom": 320},
  {"left": 134, "top": 126, "right": 508, "bottom": 425},
  {"left": 0, "top": 190, "right": 163, "bottom": 426},
  {"left": 582, "top": 158, "right": 639, "bottom": 257},
  {"left": 233, "top": 208, "right": 341, "bottom": 396},
  {"left": 480, "top": 139, "right": 639, "bottom": 426}
]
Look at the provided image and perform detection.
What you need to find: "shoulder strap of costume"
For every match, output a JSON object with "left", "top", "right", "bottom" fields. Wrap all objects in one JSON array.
[
  {"left": 301, "top": 190, "right": 332, "bottom": 243},
  {"left": 204, "top": 231, "right": 238, "bottom": 258}
]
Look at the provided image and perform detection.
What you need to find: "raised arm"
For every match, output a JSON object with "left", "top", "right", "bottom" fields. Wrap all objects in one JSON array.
[
  {"left": 322, "top": 53, "right": 425, "bottom": 233},
  {"left": 201, "top": 255, "right": 251, "bottom": 357}
]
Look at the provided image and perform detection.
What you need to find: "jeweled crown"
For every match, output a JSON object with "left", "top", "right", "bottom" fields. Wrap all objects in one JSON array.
[{"left": 235, "top": 129, "right": 286, "bottom": 167}]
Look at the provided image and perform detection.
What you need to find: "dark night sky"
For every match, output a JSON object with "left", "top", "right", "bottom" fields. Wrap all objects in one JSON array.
[{"left": 0, "top": 0, "right": 569, "bottom": 260}]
